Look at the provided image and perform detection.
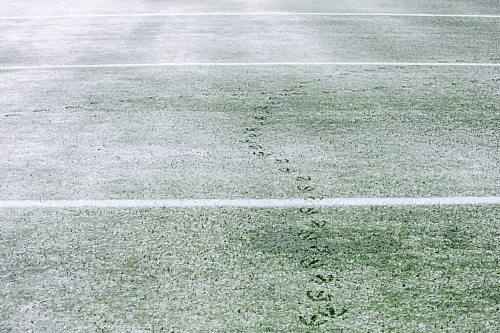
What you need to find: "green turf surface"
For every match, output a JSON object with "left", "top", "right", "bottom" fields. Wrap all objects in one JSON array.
[
  {"left": 1, "top": 16, "right": 499, "bottom": 65},
  {"left": 1, "top": 67, "right": 498, "bottom": 199},
  {"left": 1, "top": 0, "right": 499, "bottom": 16},
  {"left": 0, "top": 206, "right": 498, "bottom": 332},
  {"left": 1, "top": 1, "right": 499, "bottom": 331}
]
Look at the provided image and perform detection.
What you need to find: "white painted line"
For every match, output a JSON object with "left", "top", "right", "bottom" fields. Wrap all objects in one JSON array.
[
  {"left": 1, "top": 62, "right": 500, "bottom": 71},
  {"left": 0, "top": 12, "right": 499, "bottom": 20},
  {"left": 0, "top": 197, "right": 498, "bottom": 209}
]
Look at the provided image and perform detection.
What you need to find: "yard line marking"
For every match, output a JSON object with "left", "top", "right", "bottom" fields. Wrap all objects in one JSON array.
[
  {"left": 1, "top": 62, "right": 500, "bottom": 71},
  {"left": 0, "top": 197, "right": 498, "bottom": 209},
  {"left": 0, "top": 13, "right": 499, "bottom": 20}
]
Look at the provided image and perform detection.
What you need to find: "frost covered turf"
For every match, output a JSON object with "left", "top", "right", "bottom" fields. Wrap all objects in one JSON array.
[
  {"left": 1, "top": 207, "right": 498, "bottom": 331},
  {"left": 1, "top": 67, "right": 499, "bottom": 200},
  {"left": 1, "top": 0, "right": 499, "bottom": 332},
  {"left": 1, "top": 0, "right": 499, "bottom": 16}
]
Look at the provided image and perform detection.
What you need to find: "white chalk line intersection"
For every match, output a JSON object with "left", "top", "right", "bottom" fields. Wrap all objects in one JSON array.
[{"left": 0, "top": 197, "right": 499, "bottom": 209}]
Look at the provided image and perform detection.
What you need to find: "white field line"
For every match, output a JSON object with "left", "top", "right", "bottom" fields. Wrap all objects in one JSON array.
[
  {"left": 0, "top": 13, "right": 499, "bottom": 20},
  {"left": 0, "top": 197, "right": 498, "bottom": 209},
  {"left": 1, "top": 62, "right": 500, "bottom": 71}
]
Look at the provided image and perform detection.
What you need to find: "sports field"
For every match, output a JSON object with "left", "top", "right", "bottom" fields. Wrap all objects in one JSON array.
[{"left": 0, "top": 1, "right": 499, "bottom": 332}]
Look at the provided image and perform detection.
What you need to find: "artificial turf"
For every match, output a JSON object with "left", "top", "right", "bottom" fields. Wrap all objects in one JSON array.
[
  {"left": 0, "top": 206, "right": 498, "bottom": 331},
  {"left": 1, "top": 1, "right": 499, "bottom": 331},
  {"left": 1, "top": 67, "right": 498, "bottom": 200}
]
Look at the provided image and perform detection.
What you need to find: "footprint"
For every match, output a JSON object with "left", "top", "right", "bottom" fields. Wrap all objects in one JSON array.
[
  {"left": 298, "top": 314, "right": 327, "bottom": 327},
  {"left": 300, "top": 208, "right": 319, "bottom": 215},
  {"left": 321, "top": 305, "right": 347, "bottom": 318},
  {"left": 306, "top": 291, "right": 332, "bottom": 302},
  {"left": 298, "top": 231, "right": 317, "bottom": 241},
  {"left": 278, "top": 167, "right": 297, "bottom": 173},
  {"left": 300, "top": 258, "right": 324, "bottom": 268},
  {"left": 297, "top": 185, "right": 315, "bottom": 192},
  {"left": 310, "top": 220, "right": 326, "bottom": 228},
  {"left": 254, "top": 151, "right": 272, "bottom": 157},
  {"left": 239, "top": 138, "right": 254, "bottom": 143},
  {"left": 248, "top": 144, "right": 263, "bottom": 150},
  {"left": 311, "top": 274, "right": 334, "bottom": 283}
]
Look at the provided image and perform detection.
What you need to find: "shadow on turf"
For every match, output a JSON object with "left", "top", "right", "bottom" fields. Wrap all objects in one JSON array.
[
  {"left": 242, "top": 221, "right": 475, "bottom": 270},
  {"left": 246, "top": 224, "right": 403, "bottom": 264}
]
